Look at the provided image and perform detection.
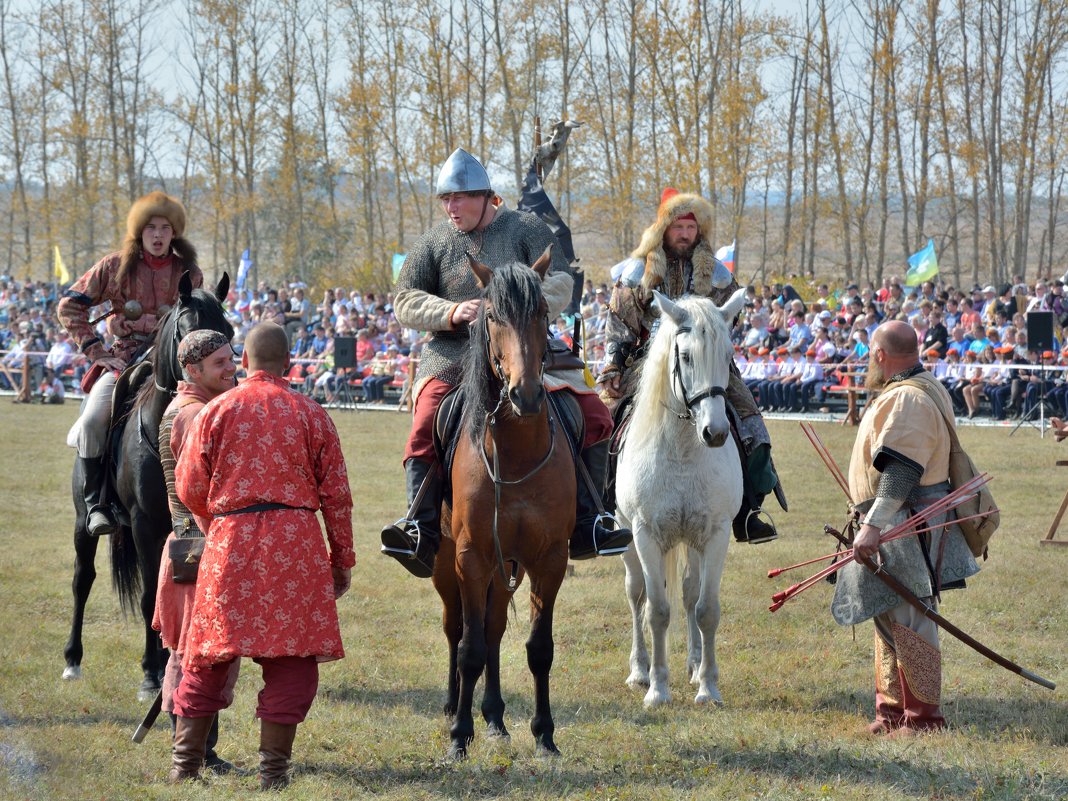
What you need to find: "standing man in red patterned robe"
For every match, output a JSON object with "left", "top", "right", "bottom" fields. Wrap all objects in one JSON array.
[
  {"left": 152, "top": 330, "right": 239, "bottom": 776},
  {"left": 170, "top": 323, "right": 355, "bottom": 789}
]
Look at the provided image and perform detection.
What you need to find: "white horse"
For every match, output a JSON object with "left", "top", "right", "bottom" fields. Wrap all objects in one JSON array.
[{"left": 617, "top": 289, "right": 746, "bottom": 707}]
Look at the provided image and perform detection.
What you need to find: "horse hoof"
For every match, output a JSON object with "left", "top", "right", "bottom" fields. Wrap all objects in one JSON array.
[
  {"left": 137, "top": 687, "right": 157, "bottom": 703},
  {"left": 61, "top": 666, "right": 82, "bottom": 681},
  {"left": 643, "top": 689, "right": 671, "bottom": 708},
  {"left": 625, "top": 672, "right": 650, "bottom": 689},
  {"left": 485, "top": 724, "right": 511, "bottom": 742},
  {"left": 446, "top": 743, "right": 468, "bottom": 762},
  {"left": 694, "top": 692, "right": 724, "bottom": 706},
  {"left": 535, "top": 742, "right": 561, "bottom": 758}
]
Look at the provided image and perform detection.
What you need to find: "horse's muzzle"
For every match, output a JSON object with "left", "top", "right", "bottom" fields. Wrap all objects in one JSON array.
[
  {"left": 509, "top": 382, "right": 545, "bottom": 416},
  {"left": 700, "top": 424, "right": 729, "bottom": 448}
]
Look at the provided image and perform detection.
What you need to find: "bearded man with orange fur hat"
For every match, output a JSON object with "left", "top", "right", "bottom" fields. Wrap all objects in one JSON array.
[
  {"left": 600, "top": 188, "right": 785, "bottom": 543},
  {"left": 58, "top": 190, "right": 203, "bottom": 537}
]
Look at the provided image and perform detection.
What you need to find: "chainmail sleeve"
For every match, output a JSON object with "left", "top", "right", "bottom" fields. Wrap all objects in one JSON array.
[
  {"left": 393, "top": 230, "right": 457, "bottom": 334},
  {"left": 863, "top": 455, "right": 924, "bottom": 531}
]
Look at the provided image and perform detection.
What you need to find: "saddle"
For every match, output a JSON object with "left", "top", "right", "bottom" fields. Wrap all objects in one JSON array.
[
  {"left": 433, "top": 384, "right": 585, "bottom": 507},
  {"left": 101, "top": 358, "right": 157, "bottom": 529}
]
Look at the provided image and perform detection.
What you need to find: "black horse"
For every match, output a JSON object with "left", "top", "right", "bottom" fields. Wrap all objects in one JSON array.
[{"left": 63, "top": 272, "right": 233, "bottom": 699}]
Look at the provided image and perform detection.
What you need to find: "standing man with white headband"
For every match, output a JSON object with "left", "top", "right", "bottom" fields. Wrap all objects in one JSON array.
[{"left": 153, "top": 329, "right": 238, "bottom": 779}]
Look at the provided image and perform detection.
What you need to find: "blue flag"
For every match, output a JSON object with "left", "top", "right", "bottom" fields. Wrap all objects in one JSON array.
[
  {"left": 237, "top": 248, "right": 252, "bottom": 290},
  {"left": 905, "top": 239, "right": 939, "bottom": 286}
]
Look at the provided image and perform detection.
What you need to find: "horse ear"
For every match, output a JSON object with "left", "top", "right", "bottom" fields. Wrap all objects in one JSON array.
[
  {"left": 215, "top": 272, "right": 230, "bottom": 302},
  {"left": 468, "top": 254, "right": 493, "bottom": 288},
  {"left": 531, "top": 244, "right": 553, "bottom": 279},
  {"left": 178, "top": 271, "right": 193, "bottom": 298},
  {"left": 653, "top": 290, "right": 687, "bottom": 327},
  {"left": 717, "top": 287, "right": 748, "bottom": 325}
]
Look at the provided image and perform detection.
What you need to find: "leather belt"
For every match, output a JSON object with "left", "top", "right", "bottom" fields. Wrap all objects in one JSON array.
[{"left": 214, "top": 502, "right": 314, "bottom": 517}]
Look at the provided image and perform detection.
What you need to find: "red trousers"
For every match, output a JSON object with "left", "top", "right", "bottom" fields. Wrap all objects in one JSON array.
[
  {"left": 173, "top": 656, "right": 319, "bottom": 725},
  {"left": 404, "top": 377, "right": 613, "bottom": 463}
]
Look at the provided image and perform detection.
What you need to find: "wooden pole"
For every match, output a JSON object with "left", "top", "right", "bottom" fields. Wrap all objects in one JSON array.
[{"left": 534, "top": 115, "right": 542, "bottom": 181}]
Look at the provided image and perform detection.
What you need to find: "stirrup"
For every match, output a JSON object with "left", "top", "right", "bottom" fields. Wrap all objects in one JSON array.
[
  {"left": 380, "top": 519, "right": 421, "bottom": 558},
  {"left": 742, "top": 508, "right": 778, "bottom": 544},
  {"left": 593, "top": 513, "right": 632, "bottom": 556},
  {"left": 87, "top": 509, "right": 116, "bottom": 538}
]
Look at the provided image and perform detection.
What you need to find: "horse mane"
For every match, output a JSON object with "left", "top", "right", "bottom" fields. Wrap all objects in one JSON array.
[
  {"left": 627, "top": 295, "right": 732, "bottom": 446},
  {"left": 132, "top": 286, "right": 234, "bottom": 411},
  {"left": 460, "top": 262, "right": 545, "bottom": 443}
]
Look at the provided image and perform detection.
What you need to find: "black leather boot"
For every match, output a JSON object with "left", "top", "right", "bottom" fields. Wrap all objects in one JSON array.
[
  {"left": 380, "top": 459, "right": 441, "bottom": 578},
  {"left": 569, "top": 439, "right": 632, "bottom": 560},
  {"left": 732, "top": 496, "right": 778, "bottom": 544},
  {"left": 78, "top": 456, "right": 116, "bottom": 537},
  {"left": 203, "top": 714, "right": 238, "bottom": 774}
]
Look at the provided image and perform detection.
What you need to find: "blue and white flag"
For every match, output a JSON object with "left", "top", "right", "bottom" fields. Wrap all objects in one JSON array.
[
  {"left": 391, "top": 253, "right": 406, "bottom": 283},
  {"left": 905, "top": 239, "right": 939, "bottom": 286},
  {"left": 237, "top": 248, "right": 252, "bottom": 290}
]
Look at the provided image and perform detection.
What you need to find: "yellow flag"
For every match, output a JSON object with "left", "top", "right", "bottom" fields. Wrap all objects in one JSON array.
[{"left": 54, "top": 246, "right": 70, "bottom": 284}]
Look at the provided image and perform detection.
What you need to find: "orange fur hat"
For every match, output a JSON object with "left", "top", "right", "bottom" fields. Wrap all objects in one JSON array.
[{"left": 631, "top": 188, "right": 716, "bottom": 294}]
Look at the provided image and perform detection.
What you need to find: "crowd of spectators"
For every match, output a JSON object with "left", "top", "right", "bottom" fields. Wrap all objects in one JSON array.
[
  {"left": 712, "top": 275, "right": 1068, "bottom": 421},
  {"left": 6, "top": 270, "right": 1068, "bottom": 421}
]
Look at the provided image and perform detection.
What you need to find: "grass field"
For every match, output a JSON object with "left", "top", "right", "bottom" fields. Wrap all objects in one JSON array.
[{"left": 0, "top": 401, "right": 1065, "bottom": 801}]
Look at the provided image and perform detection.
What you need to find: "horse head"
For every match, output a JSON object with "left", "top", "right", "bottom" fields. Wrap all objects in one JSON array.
[
  {"left": 152, "top": 272, "right": 235, "bottom": 394},
  {"left": 653, "top": 288, "right": 746, "bottom": 448},
  {"left": 467, "top": 246, "right": 551, "bottom": 418}
]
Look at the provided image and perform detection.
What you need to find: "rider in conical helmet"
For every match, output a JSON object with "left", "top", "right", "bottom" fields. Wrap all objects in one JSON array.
[{"left": 380, "top": 147, "right": 631, "bottom": 577}]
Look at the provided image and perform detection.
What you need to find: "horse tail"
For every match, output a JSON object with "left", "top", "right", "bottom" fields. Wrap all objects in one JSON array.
[
  {"left": 110, "top": 524, "right": 142, "bottom": 617},
  {"left": 665, "top": 543, "right": 688, "bottom": 636}
]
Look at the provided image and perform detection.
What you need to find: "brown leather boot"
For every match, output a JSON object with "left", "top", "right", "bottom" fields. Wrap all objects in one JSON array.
[
  {"left": 891, "top": 622, "right": 946, "bottom": 736},
  {"left": 258, "top": 720, "right": 298, "bottom": 790},
  {"left": 168, "top": 715, "right": 214, "bottom": 783}
]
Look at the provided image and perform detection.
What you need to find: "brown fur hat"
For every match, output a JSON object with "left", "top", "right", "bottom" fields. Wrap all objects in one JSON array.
[
  {"left": 126, "top": 190, "right": 186, "bottom": 239},
  {"left": 631, "top": 189, "right": 716, "bottom": 294},
  {"left": 116, "top": 191, "right": 195, "bottom": 288}
]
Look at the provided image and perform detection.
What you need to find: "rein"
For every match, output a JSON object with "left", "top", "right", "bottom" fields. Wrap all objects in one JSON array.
[
  {"left": 479, "top": 313, "right": 556, "bottom": 592},
  {"left": 153, "top": 301, "right": 193, "bottom": 395},
  {"left": 668, "top": 332, "right": 727, "bottom": 424}
]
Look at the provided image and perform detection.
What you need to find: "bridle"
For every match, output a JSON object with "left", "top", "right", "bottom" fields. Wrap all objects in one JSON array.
[
  {"left": 152, "top": 298, "right": 194, "bottom": 394},
  {"left": 479, "top": 304, "right": 556, "bottom": 592},
  {"left": 669, "top": 327, "right": 727, "bottom": 424},
  {"left": 482, "top": 308, "right": 548, "bottom": 388}
]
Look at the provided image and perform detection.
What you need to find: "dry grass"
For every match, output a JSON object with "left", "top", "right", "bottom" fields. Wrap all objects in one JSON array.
[{"left": 0, "top": 402, "right": 1065, "bottom": 800}]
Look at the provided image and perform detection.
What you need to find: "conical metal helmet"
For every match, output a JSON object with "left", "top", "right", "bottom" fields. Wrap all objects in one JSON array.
[{"left": 435, "top": 148, "right": 492, "bottom": 195}]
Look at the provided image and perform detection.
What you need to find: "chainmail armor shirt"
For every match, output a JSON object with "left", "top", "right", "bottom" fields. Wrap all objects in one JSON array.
[{"left": 393, "top": 206, "right": 574, "bottom": 387}]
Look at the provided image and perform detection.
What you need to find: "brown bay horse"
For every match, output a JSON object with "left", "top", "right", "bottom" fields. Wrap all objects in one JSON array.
[{"left": 432, "top": 249, "right": 575, "bottom": 759}]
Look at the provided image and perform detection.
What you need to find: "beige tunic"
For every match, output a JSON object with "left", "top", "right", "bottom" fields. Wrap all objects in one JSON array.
[
  {"left": 833, "top": 369, "right": 978, "bottom": 626},
  {"left": 847, "top": 370, "right": 952, "bottom": 503}
]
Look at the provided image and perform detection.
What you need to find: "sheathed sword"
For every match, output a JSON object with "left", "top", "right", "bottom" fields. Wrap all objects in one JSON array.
[
  {"left": 801, "top": 422, "right": 1056, "bottom": 691},
  {"left": 131, "top": 689, "right": 164, "bottom": 743}
]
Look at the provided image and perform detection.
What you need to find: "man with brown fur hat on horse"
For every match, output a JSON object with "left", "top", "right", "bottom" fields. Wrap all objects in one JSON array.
[
  {"left": 600, "top": 188, "right": 785, "bottom": 543},
  {"left": 58, "top": 190, "right": 203, "bottom": 537}
]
